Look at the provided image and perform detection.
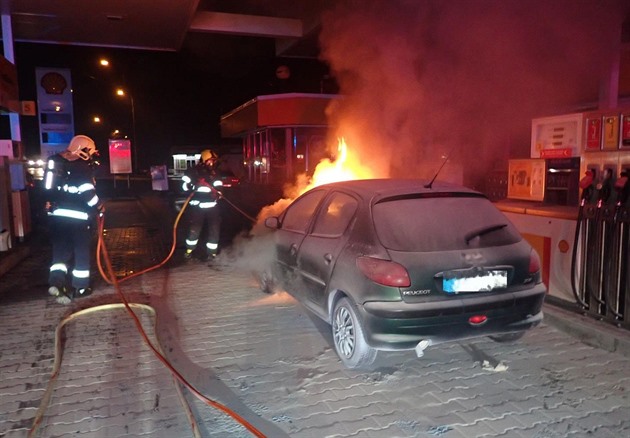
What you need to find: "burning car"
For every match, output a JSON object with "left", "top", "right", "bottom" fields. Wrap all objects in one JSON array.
[{"left": 262, "top": 178, "right": 546, "bottom": 369}]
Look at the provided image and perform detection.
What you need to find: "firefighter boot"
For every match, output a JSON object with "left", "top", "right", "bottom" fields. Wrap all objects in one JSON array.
[
  {"left": 55, "top": 287, "right": 73, "bottom": 305},
  {"left": 49, "top": 284, "right": 72, "bottom": 304},
  {"left": 206, "top": 249, "right": 218, "bottom": 267},
  {"left": 48, "top": 285, "right": 64, "bottom": 297},
  {"left": 75, "top": 287, "right": 93, "bottom": 298}
]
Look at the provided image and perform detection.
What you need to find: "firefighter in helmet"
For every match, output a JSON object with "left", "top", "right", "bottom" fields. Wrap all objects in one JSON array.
[
  {"left": 182, "top": 149, "right": 223, "bottom": 262},
  {"left": 44, "top": 135, "right": 101, "bottom": 304}
]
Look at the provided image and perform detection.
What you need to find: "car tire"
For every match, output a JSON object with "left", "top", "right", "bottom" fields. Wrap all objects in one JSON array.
[
  {"left": 259, "top": 270, "right": 275, "bottom": 294},
  {"left": 332, "top": 297, "right": 377, "bottom": 369},
  {"left": 489, "top": 332, "right": 525, "bottom": 343}
]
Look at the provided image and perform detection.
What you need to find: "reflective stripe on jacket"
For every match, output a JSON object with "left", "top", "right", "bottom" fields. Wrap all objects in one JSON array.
[{"left": 44, "top": 154, "right": 99, "bottom": 221}]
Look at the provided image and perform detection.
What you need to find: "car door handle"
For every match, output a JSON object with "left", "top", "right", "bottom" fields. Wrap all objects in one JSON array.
[
  {"left": 290, "top": 243, "right": 298, "bottom": 256},
  {"left": 324, "top": 253, "right": 333, "bottom": 264}
]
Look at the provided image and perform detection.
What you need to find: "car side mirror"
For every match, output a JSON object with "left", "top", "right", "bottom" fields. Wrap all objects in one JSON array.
[{"left": 264, "top": 217, "right": 279, "bottom": 229}]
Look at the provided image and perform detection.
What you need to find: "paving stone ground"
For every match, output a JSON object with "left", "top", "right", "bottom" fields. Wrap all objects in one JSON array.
[{"left": 1, "top": 195, "right": 630, "bottom": 438}]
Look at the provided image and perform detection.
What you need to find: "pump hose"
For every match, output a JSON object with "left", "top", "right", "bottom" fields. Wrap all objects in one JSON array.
[
  {"left": 604, "top": 203, "right": 624, "bottom": 320},
  {"left": 589, "top": 201, "right": 607, "bottom": 309},
  {"left": 570, "top": 199, "right": 589, "bottom": 309},
  {"left": 29, "top": 191, "right": 266, "bottom": 438}
]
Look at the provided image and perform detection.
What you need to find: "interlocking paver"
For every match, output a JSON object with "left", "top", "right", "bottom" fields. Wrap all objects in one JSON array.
[{"left": 2, "top": 195, "right": 630, "bottom": 438}]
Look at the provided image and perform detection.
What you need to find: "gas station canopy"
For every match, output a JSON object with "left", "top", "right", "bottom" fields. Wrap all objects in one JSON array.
[
  {"left": 2, "top": 0, "right": 331, "bottom": 56},
  {"left": 220, "top": 93, "right": 340, "bottom": 137}
]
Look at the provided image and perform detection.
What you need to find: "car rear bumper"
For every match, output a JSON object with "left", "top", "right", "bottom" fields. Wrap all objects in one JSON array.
[{"left": 360, "top": 284, "right": 546, "bottom": 350}]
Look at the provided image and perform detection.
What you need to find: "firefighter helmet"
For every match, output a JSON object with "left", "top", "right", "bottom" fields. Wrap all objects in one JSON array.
[
  {"left": 67, "top": 135, "right": 97, "bottom": 160},
  {"left": 200, "top": 149, "right": 218, "bottom": 163}
]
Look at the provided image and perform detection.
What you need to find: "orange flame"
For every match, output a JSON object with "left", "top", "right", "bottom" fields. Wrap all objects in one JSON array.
[
  {"left": 255, "top": 137, "right": 375, "bottom": 227},
  {"left": 301, "top": 137, "right": 373, "bottom": 195}
]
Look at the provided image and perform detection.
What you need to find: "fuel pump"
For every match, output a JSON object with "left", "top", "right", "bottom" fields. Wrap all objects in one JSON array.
[
  {"left": 572, "top": 165, "right": 630, "bottom": 327},
  {"left": 610, "top": 170, "right": 630, "bottom": 326},
  {"left": 570, "top": 169, "right": 598, "bottom": 310},
  {"left": 598, "top": 167, "right": 619, "bottom": 321},
  {"left": 583, "top": 168, "right": 607, "bottom": 316}
]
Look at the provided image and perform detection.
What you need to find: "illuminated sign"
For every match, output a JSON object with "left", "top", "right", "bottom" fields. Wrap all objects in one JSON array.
[
  {"left": 36, "top": 68, "right": 74, "bottom": 159},
  {"left": 109, "top": 139, "right": 132, "bottom": 174}
]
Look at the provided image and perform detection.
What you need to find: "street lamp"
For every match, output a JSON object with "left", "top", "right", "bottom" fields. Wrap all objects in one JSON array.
[
  {"left": 115, "top": 87, "right": 137, "bottom": 173},
  {"left": 99, "top": 58, "right": 139, "bottom": 173}
]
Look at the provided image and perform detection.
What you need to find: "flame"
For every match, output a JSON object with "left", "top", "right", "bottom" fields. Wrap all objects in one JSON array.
[
  {"left": 301, "top": 137, "right": 373, "bottom": 195},
  {"left": 254, "top": 137, "right": 375, "bottom": 227}
]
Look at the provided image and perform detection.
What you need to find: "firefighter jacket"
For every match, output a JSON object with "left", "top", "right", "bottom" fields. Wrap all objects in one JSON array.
[
  {"left": 181, "top": 163, "right": 222, "bottom": 209},
  {"left": 44, "top": 154, "right": 100, "bottom": 221}
]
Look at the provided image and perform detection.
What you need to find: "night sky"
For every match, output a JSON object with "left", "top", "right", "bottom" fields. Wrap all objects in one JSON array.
[{"left": 3, "top": 35, "right": 332, "bottom": 171}]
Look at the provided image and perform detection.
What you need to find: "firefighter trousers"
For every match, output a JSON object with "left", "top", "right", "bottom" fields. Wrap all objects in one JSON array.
[
  {"left": 48, "top": 217, "right": 95, "bottom": 290},
  {"left": 185, "top": 205, "right": 221, "bottom": 257}
]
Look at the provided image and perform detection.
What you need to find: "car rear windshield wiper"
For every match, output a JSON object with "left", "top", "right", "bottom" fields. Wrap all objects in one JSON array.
[{"left": 465, "top": 223, "right": 508, "bottom": 244}]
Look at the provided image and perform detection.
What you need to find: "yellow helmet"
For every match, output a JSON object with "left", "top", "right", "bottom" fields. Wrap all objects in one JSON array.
[{"left": 200, "top": 149, "right": 218, "bottom": 163}]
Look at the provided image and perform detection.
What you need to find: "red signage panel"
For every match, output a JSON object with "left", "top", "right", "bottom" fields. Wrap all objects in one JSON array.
[
  {"left": 540, "top": 148, "right": 572, "bottom": 158},
  {"left": 585, "top": 117, "right": 602, "bottom": 150},
  {"left": 621, "top": 113, "right": 630, "bottom": 149}
]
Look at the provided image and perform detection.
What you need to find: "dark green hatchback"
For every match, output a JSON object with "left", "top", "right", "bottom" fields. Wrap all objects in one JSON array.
[{"left": 263, "top": 178, "right": 546, "bottom": 369}]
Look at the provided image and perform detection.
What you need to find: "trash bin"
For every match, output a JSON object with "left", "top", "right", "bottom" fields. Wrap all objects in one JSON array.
[{"left": 151, "top": 165, "right": 169, "bottom": 191}]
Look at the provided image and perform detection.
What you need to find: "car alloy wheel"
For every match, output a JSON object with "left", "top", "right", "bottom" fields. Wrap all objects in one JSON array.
[{"left": 332, "top": 297, "right": 377, "bottom": 369}]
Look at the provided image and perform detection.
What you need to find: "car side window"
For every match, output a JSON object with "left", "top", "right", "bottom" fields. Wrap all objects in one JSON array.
[
  {"left": 282, "top": 190, "right": 326, "bottom": 233},
  {"left": 311, "top": 192, "right": 358, "bottom": 236}
]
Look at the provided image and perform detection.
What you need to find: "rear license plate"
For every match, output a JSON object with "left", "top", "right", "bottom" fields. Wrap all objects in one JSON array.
[{"left": 443, "top": 269, "right": 507, "bottom": 293}]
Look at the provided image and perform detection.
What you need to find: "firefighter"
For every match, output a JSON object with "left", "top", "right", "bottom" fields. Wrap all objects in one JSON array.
[
  {"left": 182, "top": 149, "right": 223, "bottom": 262},
  {"left": 44, "top": 135, "right": 101, "bottom": 304}
]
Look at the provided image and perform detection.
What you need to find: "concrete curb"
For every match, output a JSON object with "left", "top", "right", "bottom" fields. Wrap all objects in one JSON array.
[{"left": 543, "top": 302, "right": 630, "bottom": 358}]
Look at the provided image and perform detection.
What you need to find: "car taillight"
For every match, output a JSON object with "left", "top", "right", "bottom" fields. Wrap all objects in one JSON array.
[
  {"left": 527, "top": 249, "right": 543, "bottom": 284},
  {"left": 469, "top": 315, "right": 487, "bottom": 325},
  {"left": 529, "top": 249, "right": 541, "bottom": 274},
  {"left": 356, "top": 256, "right": 411, "bottom": 287}
]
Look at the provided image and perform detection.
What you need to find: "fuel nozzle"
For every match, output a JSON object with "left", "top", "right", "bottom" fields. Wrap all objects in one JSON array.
[
  {"left": 579, "top": 169, "right": 597, "bottom": 203},
  {"left": 615, "top": 169, "right": 630, "bottom": 206},
  {"left": 597, "top": 168, "right": 614, "bottom": 204}
]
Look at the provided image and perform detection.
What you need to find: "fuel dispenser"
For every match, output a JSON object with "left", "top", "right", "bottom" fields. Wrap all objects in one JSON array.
[{"left": 572, "top": 164, "right": 630, "bottom": 327}]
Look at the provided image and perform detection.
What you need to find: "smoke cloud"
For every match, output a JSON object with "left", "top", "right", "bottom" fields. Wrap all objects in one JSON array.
[
  {"left": 224, "top": 0, "right": 629, "bottom": 283},
  {"left": 318, "top": 0, "right": 628, "bottom": 188}
]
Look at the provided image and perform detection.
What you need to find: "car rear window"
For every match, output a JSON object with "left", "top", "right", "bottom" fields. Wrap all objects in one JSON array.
[{"left": 372, "top": 195, "right": 522, "bottom": 251}]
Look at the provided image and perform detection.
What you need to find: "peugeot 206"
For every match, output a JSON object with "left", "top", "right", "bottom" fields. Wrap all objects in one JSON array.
[{"left": 262, "top": 178, "right": 546, "bottom": 369}]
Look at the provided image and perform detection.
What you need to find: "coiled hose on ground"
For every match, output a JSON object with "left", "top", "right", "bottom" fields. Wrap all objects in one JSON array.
[{"left": 28, "top": 192, "right": 266, "bottom": 438}]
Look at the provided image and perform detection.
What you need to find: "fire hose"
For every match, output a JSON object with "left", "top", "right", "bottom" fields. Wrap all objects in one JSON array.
[{"left": 29, "top": 190, "right": 266, "bottom": 438}]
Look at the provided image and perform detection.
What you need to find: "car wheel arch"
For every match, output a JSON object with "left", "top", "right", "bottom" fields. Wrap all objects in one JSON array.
[
  {"left": 327, "top": 289, "right": 349, "bottom": 324},
  {"left": 331, "top": 296, "right": 378, "bottom": 369}
]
